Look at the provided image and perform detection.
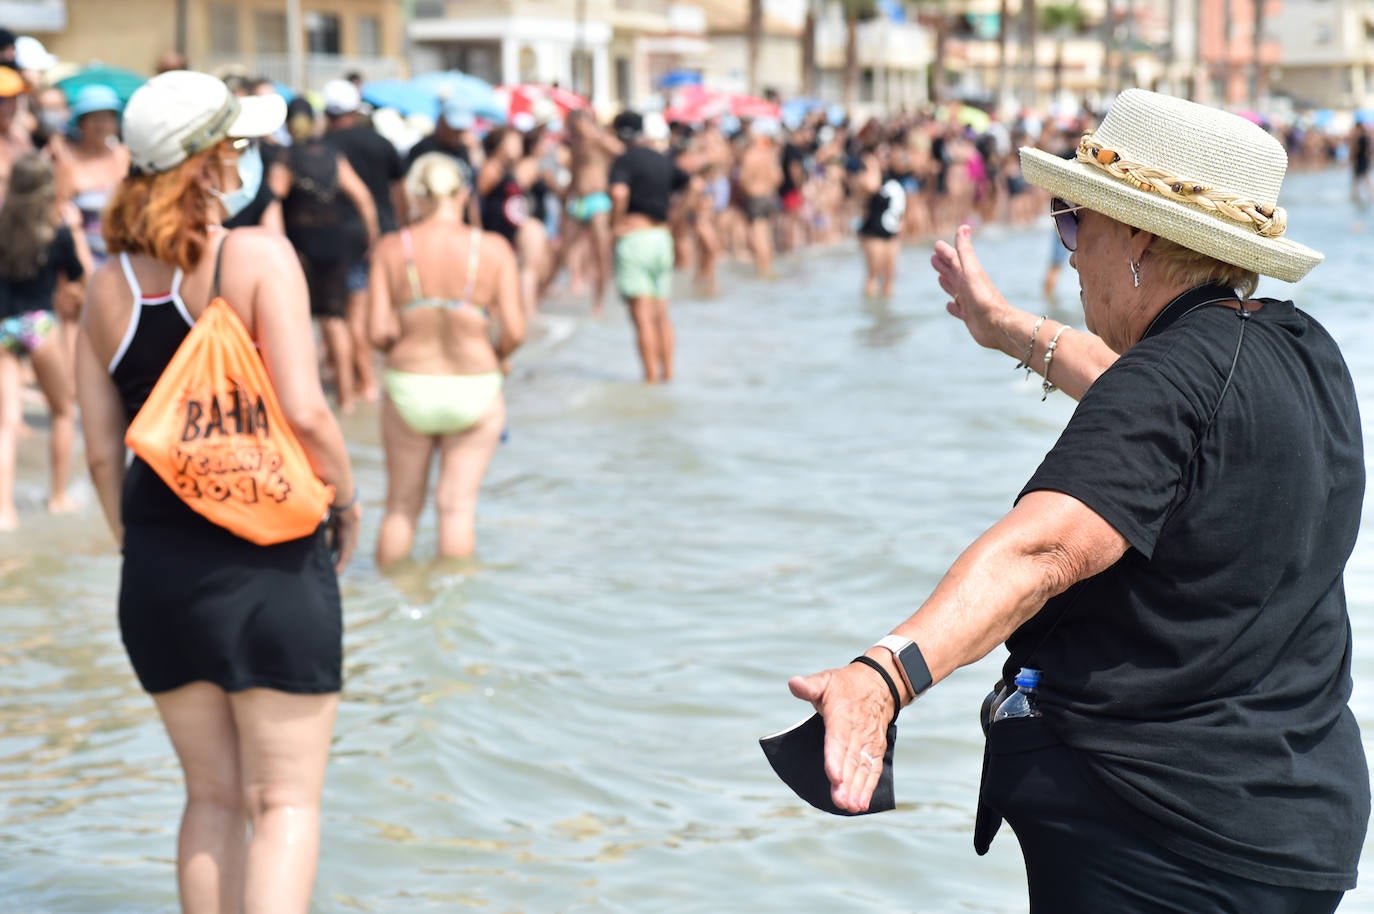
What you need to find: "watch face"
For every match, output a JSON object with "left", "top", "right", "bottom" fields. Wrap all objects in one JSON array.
[{"left": 898, "top": 643, "right": 934, "bottom": 695}]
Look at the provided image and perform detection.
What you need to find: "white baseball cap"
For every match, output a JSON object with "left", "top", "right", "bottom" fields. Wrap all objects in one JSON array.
[
  {"left": 322, "top": 78, "right": 361, "bottom": 116},
  {"left": 15, "top": 36, "right": 56, "bottom": 72},
  {"left": 123, "top": 70, "right": 287, "bottom": 175}
]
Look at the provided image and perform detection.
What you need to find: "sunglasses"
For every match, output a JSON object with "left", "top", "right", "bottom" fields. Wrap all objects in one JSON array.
[{"left": 1050, "top": 198, "right": 1087, "bottom": 252}]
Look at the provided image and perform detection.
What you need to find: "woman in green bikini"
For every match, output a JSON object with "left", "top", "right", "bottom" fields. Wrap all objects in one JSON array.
[{"left": 368, "top": 153, "right": 524, "bottom": 567}]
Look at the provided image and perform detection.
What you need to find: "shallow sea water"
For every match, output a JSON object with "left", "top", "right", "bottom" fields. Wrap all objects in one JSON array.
[{"left": 4, "top": 167, "right": 1374, "bottom": 912}]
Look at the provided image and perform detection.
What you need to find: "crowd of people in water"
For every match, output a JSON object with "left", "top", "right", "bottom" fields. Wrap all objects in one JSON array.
[{"left": 0, "top": 36, "right": 1355, "bottom": 548}]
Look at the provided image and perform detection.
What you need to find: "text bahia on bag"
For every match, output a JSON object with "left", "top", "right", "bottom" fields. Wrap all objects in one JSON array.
[{"left": 124, "top": 261, "right": 333, "bottom": 545}]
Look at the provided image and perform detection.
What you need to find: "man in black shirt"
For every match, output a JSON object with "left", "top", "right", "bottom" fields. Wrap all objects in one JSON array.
[
  {"left": 319, "top": 78, "right": 403, "bottom": 401},
  {"left": 608, "top": 111, "right": 690, "bottom": 383},
  {"left": 405, "top": 96, "right": 479, "bottom": 227}
]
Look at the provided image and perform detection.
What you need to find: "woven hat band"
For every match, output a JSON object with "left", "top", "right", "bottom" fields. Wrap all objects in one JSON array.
[{"left": 1074, "top": 134, "right": 1288, "bottom": 239}]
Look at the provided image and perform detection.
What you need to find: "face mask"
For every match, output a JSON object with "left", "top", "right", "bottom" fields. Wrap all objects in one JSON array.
[
  {"left": 212, "top": 144, "right": 263, "bottom": 219},
  {"left": 37, "top": 109, "right": 69, "bottom": 139}
]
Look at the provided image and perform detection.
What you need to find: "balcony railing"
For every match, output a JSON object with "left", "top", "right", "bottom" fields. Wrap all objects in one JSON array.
[{"left": 204, "top": 53, "right": 403, "bottom": 90}]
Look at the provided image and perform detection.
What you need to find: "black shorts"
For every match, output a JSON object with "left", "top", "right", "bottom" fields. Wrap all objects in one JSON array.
[
  {"left": 745, "top": 195, "right": 778, "bottom": 222},
  {"left": 977, "top": 717, "right": 1344, "bottom": 914},
  {"left": 301, "top": 257, "right": 349, "bottom": 319}
]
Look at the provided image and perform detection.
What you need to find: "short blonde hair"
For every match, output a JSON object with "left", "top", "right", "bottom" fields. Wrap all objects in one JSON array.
[
  {"left": 1146, "top": 235, "right": 1259, "bottom": 299},
  {"left": 405, "top": 152, "right": 468, "bottom": 202}
]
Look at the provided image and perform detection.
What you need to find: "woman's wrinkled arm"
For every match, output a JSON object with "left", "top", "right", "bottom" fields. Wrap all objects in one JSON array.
[
  {"left": 367, "top": 235, "right": 399, "bottom": 351},
  {"left": 74, "top": 316, "right": 125, "bottom": 545},
  {"left": 488, "top": 236, "right": 524, "bottom": 364},
  {"left": 931, "top": 225, "right": 1119, "bottom": 401},
  {"left": 788, "top": 490, "right": 1130, "bottom": 813},
  {"left": 244, "top": 233, "right": 361, "bottom": 570}
]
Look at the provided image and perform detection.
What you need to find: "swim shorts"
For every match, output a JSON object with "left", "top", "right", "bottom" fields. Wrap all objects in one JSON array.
[
  {"left": 0, "top": 310, "right": 55, "bottom": 357},
  {"left": 615, "top": 227, "right": 674, "bottom": 302}
]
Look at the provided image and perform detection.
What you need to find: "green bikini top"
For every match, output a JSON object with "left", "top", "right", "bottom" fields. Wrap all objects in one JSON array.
[{"left": 399, "top": 226, "right": 488, "bottom": 318}]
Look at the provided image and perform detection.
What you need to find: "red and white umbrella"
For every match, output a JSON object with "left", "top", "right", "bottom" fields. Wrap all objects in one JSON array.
[{"left": 499, "top": 84, "right": 589, "bottom": 124}]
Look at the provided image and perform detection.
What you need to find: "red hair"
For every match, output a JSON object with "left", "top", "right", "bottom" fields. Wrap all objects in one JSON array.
[{"left": 104, "top": 146, "right": 221, "bottom": 272}]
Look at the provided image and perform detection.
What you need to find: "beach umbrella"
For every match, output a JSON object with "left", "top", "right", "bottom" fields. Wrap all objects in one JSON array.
[
  {"left": 362, "top": 78, "right": 439, "bottom": 118},
  {"left": 954, "top": 104, "right": 991, "bottom": 132},
  {"left": 728, "top": 93, "right": 781, "bottom": 120},
  {"left": 501, "top": 84, "right": 588, "bottom": 122},
  {"left": 657, "top": 69, "right": 702, "bottom": 90},
  {"left": 781, "top": 96, "right": 825, "bottom": 128},
  {"left": 663, "top": 86, "right": 730, "bottom": 124},
  {"left": 56, "top": 64, "right": 146, "bottom": 105},
  {"left": 410, "top": 71, "right": 506, "bottom": 123}
]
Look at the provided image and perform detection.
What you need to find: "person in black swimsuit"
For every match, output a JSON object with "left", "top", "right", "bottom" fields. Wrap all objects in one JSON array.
[
  {"left": 73, "top": 70, "right": 360, "bottom": 913},
  {"left": 479, "top": 126, "right": 547, "bottom": 316},
  {"left": 851, "top": 142, "right": 905, "bottom": 298}
]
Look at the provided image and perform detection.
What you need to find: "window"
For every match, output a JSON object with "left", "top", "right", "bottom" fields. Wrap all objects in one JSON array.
[
  {"left": 305, "top": 11, "right": 342, "bottom": 55},
  {"left": 571, "top": 49, "right": 594, "bottom": 98},
  {"left": 209, "top": 4, "right": 240, "bottom": 55},
  {"left": 255, "top": 11, "right": 288, "bottom": 54},
  {"left": 615, "top": 57, "right": 631, "bottom": 105},
  {"left": 357, "top": 15, "right": 381, "bottom": 57}
]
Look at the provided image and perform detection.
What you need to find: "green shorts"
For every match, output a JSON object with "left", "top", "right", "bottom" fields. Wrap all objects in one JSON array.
[{"left": 614, "top": 227, "right": 674, "bottom": 302}]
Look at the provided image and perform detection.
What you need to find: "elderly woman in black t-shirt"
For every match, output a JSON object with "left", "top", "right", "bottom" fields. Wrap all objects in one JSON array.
[{"left": 785, "top": 90, "right": 1366, "bottom": 913}]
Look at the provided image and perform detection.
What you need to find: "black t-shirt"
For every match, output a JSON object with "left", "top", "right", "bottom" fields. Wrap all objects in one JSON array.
[
  {"left": 404, "top": 134, "right": 471, "bottom": 175},
  {"left": 327, "top": 125, "right": 404, "bottom": 234},
  {"left": 0, "top": 226, "right": 83, "bottom": 318},
  {"left": 1011, "top": 283, "right": 1368, "bottom": 890},
  {"left": 608, "top": 146, "right": 689, "bottom": 224}
]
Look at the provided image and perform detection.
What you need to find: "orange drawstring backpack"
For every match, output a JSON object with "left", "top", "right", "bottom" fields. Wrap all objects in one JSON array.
[{"left": 124, "top": 232, "right": 334, "bottom": 545}]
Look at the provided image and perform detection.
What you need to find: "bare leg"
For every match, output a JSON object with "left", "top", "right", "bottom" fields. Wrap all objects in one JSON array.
[
  {"left": 153, "top": 682, "right": 247, "bottom": 914},
  {"left": 232, "top": 689, "right": 338, "bottom": 914},
  {"left": 654, "top": 299, "right": 674, "bottom": 382},
  {"left": 516, "top": 221, "right": 548, "bottom": 318},
  {"left": 589, "top": 213, "right": 612, "bottom": 316},
  {"left": 860, "top": 238, "right": 881, "bottom": 298},
  {"left": 694, "top": 214, "right": 720, "bottom": 296},
  {"left": 748, "top": 217, "right": 774, "bottom": 279},
  {"left": 376, "top": 396, "right": 434, "bottom": 569},
  {"left": 28, "top": 334, "right": 76, "bottom": 512},
  {"left": 345, "top": 288, "right": 378, "bottom": 403},
  {"left": 0, "top": 352, "right": 20, "bottom": 530},
  {"left": 880, "top": 239, "right": 899, "bottom": 298},
  {"left": 628, "top": 296, "right": 661, "bottom": 383},
  {"left": 319, "top": 318, "right": 355, "bottom": 414},
  {"left": 434, "top": 395, "right": 505, "bottom": 559}
]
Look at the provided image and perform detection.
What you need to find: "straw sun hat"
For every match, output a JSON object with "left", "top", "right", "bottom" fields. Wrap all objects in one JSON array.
[{"left": 1020, "top": 89, "right": 1322, "bottom": 282}]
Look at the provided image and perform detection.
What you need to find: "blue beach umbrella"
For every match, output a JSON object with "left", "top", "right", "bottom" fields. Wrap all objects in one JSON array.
[
  {"left": 409, "top": 71, "right": 505, "bottom": 123},
  {"left": 362, "top": 78, "right": 439, "bottom": 117},
  {"left": 657, "top": 69, "right": 702, "bottom": 90},
  {"left": 56, "top": 64, "right": 146, "bottom": 106}
]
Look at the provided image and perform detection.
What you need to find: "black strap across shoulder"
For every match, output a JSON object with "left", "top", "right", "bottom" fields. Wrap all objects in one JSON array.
[{"left": 210, "top": 229, "right": 231, "bottom": 301}]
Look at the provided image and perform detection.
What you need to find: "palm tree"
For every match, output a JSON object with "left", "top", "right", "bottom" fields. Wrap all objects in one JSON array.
[
  {"left": 912, "top": 0, "right": 952, "bottom": 104},
  {"left": 997, "top": 0, "right": 1012, "bottom": 109},
  {"left": 1250, "top": 0, "right": 1266, "bottom": 107},
  {"left": 1041, "top": 3, "right": 1084, "bottom": 108},
  {"left": 839, "top": 0, "right": 879, "bottom": 109},
  {"left": 1022, "top": 0, "right": 1039, "bottom": 108},
  {"left": 748, "top": 0, "right": 764, "bottom": 95}
]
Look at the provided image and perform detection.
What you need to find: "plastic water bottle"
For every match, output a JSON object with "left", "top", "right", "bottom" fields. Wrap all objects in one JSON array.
[{"left": 992, "top": 668, "right": 1043, "bottom": 721}]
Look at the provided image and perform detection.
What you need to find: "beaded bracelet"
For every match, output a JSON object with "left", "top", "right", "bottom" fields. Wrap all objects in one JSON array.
[
  {"left": 1016, "top": 315, "right": 1047, "bottom": 379},
  {"left": 1041, "top": 325, "right": 1069, "bottom": 400}
]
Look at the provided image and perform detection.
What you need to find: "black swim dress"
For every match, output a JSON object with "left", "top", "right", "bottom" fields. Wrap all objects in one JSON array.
[{"left": 109, "top": 246, "right": 342, "bottom": 695}]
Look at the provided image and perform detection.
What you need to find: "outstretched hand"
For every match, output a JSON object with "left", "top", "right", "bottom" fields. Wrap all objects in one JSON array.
[
  {"left": 787, "top": 662, "right": 896, "bottom": 814},
  {"left": 930, "top": 224, "right": 1014, "bottom": 352}
]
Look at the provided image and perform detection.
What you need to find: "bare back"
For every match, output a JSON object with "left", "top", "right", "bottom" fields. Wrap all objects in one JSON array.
[{"left": 372, "top": 220, "right": 516, "bottom": 376}]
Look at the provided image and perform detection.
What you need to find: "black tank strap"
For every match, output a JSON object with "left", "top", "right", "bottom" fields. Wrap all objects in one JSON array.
[{"left": 210, "top": 229, "right": 231, "bottom": 300}]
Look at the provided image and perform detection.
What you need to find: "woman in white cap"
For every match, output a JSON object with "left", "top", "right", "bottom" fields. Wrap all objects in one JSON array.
[
  {"left": 785, "top": 90, "right": 1365, "bottom": 911},
  {"left": 74, "top": 70, "right": 359, "bottom": 913}
]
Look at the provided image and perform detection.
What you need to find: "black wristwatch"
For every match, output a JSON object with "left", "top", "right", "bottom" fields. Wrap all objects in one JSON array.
[{"left": 874, "top": 635, "right": 934, "bottom": 699}]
